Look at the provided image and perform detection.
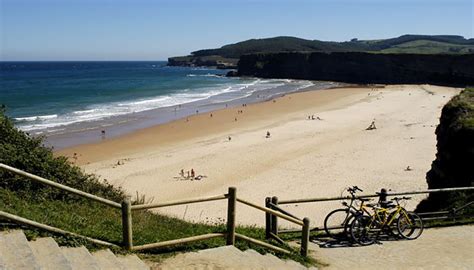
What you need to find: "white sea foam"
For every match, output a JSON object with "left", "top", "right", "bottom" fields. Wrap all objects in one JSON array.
[
  {"left": 17, "top": 79, "right": 317, "bottom": 132},
  {"left": 187, "top": 73, "right": 224, "bottom": 78},
  {"left": 15, "top": 114, "right": 58, "bottom": 122}
]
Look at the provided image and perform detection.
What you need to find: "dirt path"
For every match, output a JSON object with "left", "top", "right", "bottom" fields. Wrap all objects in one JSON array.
[{"left": 311, "top": 225, "right": 474, "bottom": 270}]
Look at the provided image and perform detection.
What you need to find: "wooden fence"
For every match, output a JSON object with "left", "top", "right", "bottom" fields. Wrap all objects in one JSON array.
[
  {"left": 266, "top": 186, "right": 474, "bottom": 236},
  {"left": 0, "top": 163, "right": 309, "bottom": 256}
]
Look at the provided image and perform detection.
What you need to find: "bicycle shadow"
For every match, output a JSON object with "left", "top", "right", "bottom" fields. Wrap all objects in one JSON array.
[{"left": 311, "top": 233, "right": 400, "bottom": 249}]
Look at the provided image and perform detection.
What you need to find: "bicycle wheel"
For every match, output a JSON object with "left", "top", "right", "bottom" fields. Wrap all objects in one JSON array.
[
  {"left": 324, "top": 208, "right": 352, "bottom": 239},
  {"left": 350, "top": 214, "right": 377, "bottom": 246},
  {"left": 397, "top": 211, "right": 423, "bottom": 240},
  {"left": 385, "top": 211, "right": 401, "bottom": 238},
  {"left": 345, "top": 214, "right": 357, "bottom": 238}
]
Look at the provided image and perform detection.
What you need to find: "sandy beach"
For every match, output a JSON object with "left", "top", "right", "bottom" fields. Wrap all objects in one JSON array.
[{"left": 57, "top": 84, "right": 461, "bottom": 227}]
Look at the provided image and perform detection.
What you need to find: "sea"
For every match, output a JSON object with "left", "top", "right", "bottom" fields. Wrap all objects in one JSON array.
[{"left": 0, "top": 61, "right": 338, "bottom": 149}]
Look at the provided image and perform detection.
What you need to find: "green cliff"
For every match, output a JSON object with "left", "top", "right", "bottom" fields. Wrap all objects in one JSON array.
[{"left": 417, "top": 88, "right": 474, "bottom": 213}]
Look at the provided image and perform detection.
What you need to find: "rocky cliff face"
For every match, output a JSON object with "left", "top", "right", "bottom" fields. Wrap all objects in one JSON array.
[
  {"left": 237, "top": 52, "right": 474, "bottom": 86},
  {"left": 168, "top": 55, "right": 238, "bottom": 69},
  {"left": 417, "top": 88, "right": 474, "bottom": 212}
]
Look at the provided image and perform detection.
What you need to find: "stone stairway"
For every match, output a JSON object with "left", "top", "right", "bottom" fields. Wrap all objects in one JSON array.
[
  {"left": 155, "top": 245, "right": 318, "bottom": 270},
  {"left": 0, "top": 230, "right": 149, "bottom": 270}
]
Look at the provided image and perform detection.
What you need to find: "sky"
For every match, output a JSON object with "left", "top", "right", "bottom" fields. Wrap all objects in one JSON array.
[{"left": 0, "top": 0, "right": 472, "bottom": 61}]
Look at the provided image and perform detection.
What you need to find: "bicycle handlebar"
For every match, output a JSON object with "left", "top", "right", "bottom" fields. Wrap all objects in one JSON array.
[
  {"left": 347, "top": 185, "right": 363, "bottom": 194},
  {"left": 392, "top": 196, "right": 412, "bottom": 201}
]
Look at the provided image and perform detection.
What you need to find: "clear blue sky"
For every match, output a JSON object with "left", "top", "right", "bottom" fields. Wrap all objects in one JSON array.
[{"left": 1, "top": 0, "right": 472, "bottom": 61}]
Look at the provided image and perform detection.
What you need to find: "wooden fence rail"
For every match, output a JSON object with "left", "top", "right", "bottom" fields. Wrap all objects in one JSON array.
[
  {"left": 131, "top": 195, "right": 227, "bottom": 211},
  {"left": 0, "top": 163, "right": 313, "bottom": 257},
  {"left": 236, "top": 198, "right": 304, "bottom": 226},
  {"left": 0, "top": 163, "right": 121, "bottom": 208},
  {"left": 132, "top": 233, "right": 225, "bottom": 251},
  {"left": 278, "top": 186, "right": 474, "bottom": 205},
  {"left": 0, "top": 210, "right": 117, "bottom": 247}
]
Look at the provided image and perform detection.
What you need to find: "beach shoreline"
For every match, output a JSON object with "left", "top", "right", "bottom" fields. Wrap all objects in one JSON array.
[
  {"left": 56, "top": 84, "right": 461, "bottom": 226},
  {"left": 42, "top": 79, "right": 333, "bottom": 150},
  {"left": 55, "top": 84, "right": 362, "bottom": 164}
]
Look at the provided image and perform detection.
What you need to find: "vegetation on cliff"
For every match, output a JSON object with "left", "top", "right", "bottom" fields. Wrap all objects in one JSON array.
[
  {"left": 192, "top": 35, "right": 474, "bottom": 58},
  {"left": 168, "top": 35, "right": 474, "bottom": 67},
  {"left": 417, "top": 88, "right": 474, "bottom": 215},
  {"left": 0, "top": 108, "right": 311, "bottom": 264}
]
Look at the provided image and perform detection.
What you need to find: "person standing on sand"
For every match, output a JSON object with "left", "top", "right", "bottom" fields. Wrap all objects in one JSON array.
[
  {"left": 266, "top": 131, "right": 271, "bottom": 138},
  {"left": 191, "top": 169, "right": 195, "bottom": 179}
]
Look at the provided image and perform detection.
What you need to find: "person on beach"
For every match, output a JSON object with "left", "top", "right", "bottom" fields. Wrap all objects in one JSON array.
[
  {"left": 266, "top": 131, "right": 271, "bottom": 138},
  {"left": 366, "top": 120, "right": 377, "bottom": 130},
  {"left": 180, "top": 169, "right": 184, "bottom": 178},
  {"left": 191, "top": 169, "right": 195, "bottom": 179},
  {"left": 210, "top": 113, "right": 213, "bottom": 117},
  {"left": 101, "top": 130, "right": 106, "bottom": 139},
  {"left": 228, "top": 136, "right": 232, "bottom": 141}
]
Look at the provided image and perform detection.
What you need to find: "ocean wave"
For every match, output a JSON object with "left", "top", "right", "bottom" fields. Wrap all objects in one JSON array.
[
  {"left": 186, "top": 73, "right": 224, "bottom": 78},
  {"left": 16, "top": 79, "right": 317, "bottom": 132},
  {"left": 14, "top": 114, "right": 58, "bottom": 122},
  {"left": 73, "top": 109, "right": 97, "bottom": 115}
]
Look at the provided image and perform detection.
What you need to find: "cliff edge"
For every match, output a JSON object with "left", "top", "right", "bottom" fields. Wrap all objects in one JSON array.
[
  {"left": 237, "top": 52, "right": 474, "bottom": 86},
  {"left": 417, "top": 88, "right": 474, "bottom": 212}
]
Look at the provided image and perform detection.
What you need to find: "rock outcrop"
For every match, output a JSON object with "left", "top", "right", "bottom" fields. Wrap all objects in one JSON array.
[
  {"left": 237, "top": 52, "right": 474, "bottom": 86},
  {"left": 417, "top": 88, "right": 474, "bottom": 212},
  {"left": 167, "top": 55, "right": 238, "bottom": 69}
]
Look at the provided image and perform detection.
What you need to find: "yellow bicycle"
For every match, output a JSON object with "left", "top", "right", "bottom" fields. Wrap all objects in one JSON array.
[{"left": 350, "top": 197, "right": 424, "bottom": 245}]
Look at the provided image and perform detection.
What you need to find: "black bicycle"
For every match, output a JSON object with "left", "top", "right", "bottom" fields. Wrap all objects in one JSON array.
[{"left": 323, "top": 186, "right": 372, "bottom": 239}]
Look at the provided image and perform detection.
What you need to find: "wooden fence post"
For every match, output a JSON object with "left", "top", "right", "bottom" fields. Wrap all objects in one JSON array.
[
  {"left": 265, "top": 197, "right": 272, "bottom": 239},
  {"left": 271, "top": 196, "right": 278, "bottom": 236},
  {"left": 301, "top": 217, "right": 310, "bottom": 257},
  {"left": 226, "top": 187, "right": 237, "bottom": 245},
  {"left": 121, "top": 197, "right": 133, "bottom": 250}
]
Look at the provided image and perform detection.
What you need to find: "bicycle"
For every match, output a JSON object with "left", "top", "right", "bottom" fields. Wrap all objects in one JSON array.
[
  {"left": 323, "top": 186, "right": 373, "bottom": 239},
  {"left": 350, "top": 196, "right": 423, "bottom": 246}
]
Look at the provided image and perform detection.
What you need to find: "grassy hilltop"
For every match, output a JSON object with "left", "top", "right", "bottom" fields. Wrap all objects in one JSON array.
[{"left": 169, "top": 35, "right": 474, "bottom": 67}]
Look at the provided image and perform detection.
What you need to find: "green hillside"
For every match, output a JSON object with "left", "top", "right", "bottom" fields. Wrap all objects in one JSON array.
[
  {"left": 379, "top": 40, "right": 474, "bottom": 54},
  {"left": 192, "top": 35, "right": 474, "bottom": 57},
  {"left": 169, "top": 34, "right": 474, "bottom": 67}
]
